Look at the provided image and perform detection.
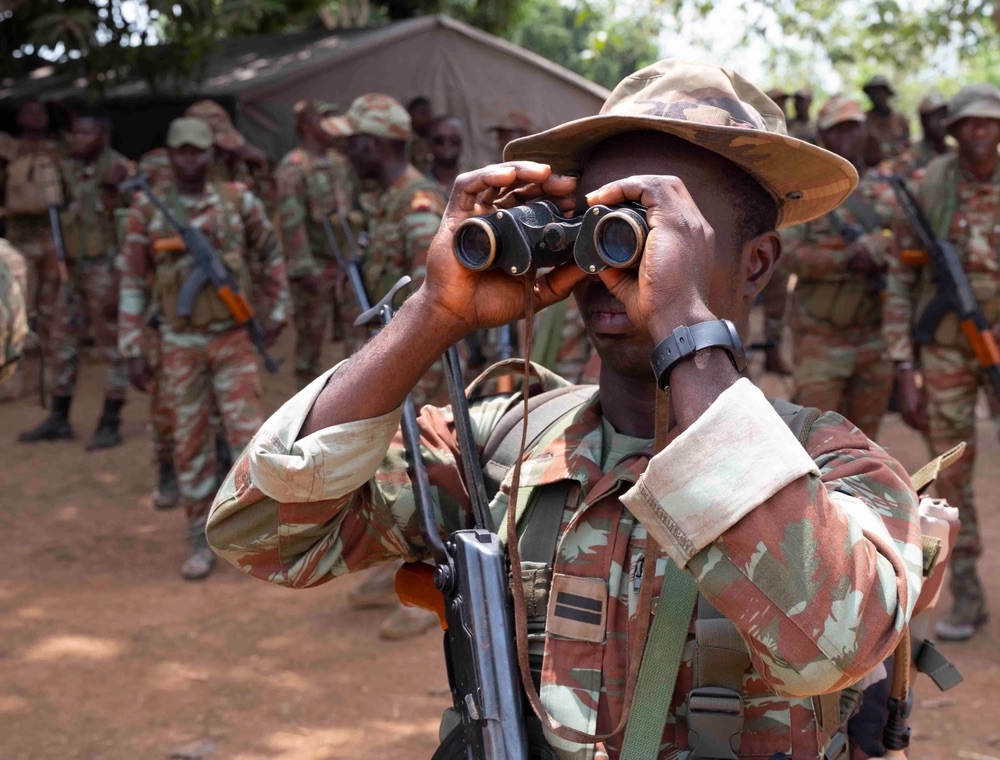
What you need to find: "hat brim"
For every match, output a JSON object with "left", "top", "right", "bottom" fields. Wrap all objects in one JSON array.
[
  {"left": 504, "top": 114, "right": 858, "bottom": 229},
  {"left": 321, "top": 115, "right": 357, "bottom": 138},
  {"left": 863, "top": 84, "right": 896, "bottom": 96},
  {"left": 945, "top": 102, "right": 1000, "bottom": 128},
  {"left": 166, "top": 136, "right": 213, "bottom": 150}
]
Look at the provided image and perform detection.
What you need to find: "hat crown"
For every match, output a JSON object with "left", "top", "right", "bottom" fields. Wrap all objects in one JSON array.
[
  {"left": 349, "top": 93, "right": 412, "bottom": 138},
  {"left": 599, "top": 59, "right": 787, "bottom": 136},
  {"left": 166, "top": 117, "right": 213, "bottom": 149}
]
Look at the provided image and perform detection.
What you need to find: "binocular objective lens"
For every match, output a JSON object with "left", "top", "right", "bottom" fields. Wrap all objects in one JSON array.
[
  {"left": 457, "top": 223, "right": 495, "bottom": 270},
  {"left": 598, "top": 218, "right": 641, "bottom": 266}
]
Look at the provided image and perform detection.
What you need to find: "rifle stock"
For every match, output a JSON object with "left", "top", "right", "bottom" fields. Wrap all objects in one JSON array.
[{"left": 888, "top": 176, "right": 1000, "bottom": 400}]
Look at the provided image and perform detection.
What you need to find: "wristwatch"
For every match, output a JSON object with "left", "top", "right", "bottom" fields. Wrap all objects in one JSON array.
[{"left": 649, "top": 319, "right": 747, "bottom": 390}]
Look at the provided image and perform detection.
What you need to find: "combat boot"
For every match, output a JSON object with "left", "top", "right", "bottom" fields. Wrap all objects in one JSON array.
[
  {"left": 86, "top": 398, "right": 124, "bottom": 450},
  {"left": 348, "top": 562, "right": 401, "bottom": 609},
  {"left": 18, "top": 395, "right": 74, "bottom": 442},
  {"left": 181, "top": 535, "right": 216, "bottom": 581},
  {"left": 935, "top": 564, "right": 988, "bottom": 642},
  {"left": 379, "top": 605, "right": 440, "bottom": 641},
  {"left": 152, "top": 458, "right": 180, "bottom": 510}
]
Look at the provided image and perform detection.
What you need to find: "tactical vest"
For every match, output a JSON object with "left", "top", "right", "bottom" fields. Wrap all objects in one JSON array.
[
  {"left": 62, "top": 150, "right": 118, "bottom": 261},
  {"left": 151, "top": 183, "right": 252, "bottom": 331}
]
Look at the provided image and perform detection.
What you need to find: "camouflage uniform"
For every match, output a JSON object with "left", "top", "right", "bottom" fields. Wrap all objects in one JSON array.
[
  {"left": 321, "top": 94, "right": 448, "bottom": 407},
  {"left": 786, "top": 118, "right": 818, "bottom": 144},
  {"left": 0, "top": 238, "right": 28, "bottom": 389},
  {"left": 782, "top": 98, "right": 895, "bottom": 439},
  {"left": 120, "top": 118, "right": 289, "bottom": 575},
  {"left": 274, "top": 145, "right": 355, "bottom": 389},
  {"left": 49, "top": 147, "right": 131, "bottom": 405},
  {"left": 884, "top": 84, "right": 1000, "bottom": 637}
]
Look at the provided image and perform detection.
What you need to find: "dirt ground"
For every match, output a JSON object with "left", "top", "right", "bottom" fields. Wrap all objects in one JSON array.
[{"left": 1, "top": 331, "right": 998, "bottom": 760}]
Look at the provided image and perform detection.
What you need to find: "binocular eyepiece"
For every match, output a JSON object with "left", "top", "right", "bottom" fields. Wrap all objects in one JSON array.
[{"left": 453, "top": 201, "right": 648, "bottom": 275}]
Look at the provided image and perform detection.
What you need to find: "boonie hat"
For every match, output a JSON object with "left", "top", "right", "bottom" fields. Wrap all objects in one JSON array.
[
  {"left": 816, "top": 96, "right": 866, "bottom": 131},
  {"left": 862, "top": 75, "right": 895, "bottom": 95},
  {"left": 185, "top": 100, "right": 246, "bottom": 151},
  {"left": 321, "top": 94, "right": 412, "bottom": 141},
  {"left": 490, "top": 109, "right": 534, "bottom": 134},
  {"left": 918, "top": 92, "right": 948, "bottom": 115},
  {"left": 766, "top": 88, "right": 789, "bottom": 103},
  {"left": 504, "top": 59, "right": 858, "bottom": 229},
  {"left": 944, "top": 83, "right": 1000, "bottom": 128},
  {"left": 166, "top": 118, "right": 213, "bottom": 150}
]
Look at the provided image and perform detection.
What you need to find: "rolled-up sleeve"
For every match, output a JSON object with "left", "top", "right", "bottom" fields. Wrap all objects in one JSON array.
[{"left": 623, "top": 378, "right": 922, "bottom": 698}]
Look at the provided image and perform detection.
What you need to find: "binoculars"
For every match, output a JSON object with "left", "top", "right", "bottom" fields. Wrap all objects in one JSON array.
[{"left": 452, "top": 201, "right": 648, "bottom": 275}]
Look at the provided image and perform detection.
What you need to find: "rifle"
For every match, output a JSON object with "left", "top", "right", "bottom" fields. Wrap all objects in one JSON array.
[
  {"left": 887, "top": 175, "right": 1000, "bottom": 400},
  {"left": 320, "top": 209, "right": 371, "bottom": 312},
  {"left": 120, "top": 174, "right": 280, "bottom": 374},
  {"left": 358, "top": 277, "right": 528, "bottom": 760},
  {"left": 827, "top": 194, "right": 887, "bottom": 294}
]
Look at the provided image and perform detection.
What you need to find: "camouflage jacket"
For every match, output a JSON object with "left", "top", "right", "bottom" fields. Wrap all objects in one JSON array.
[
  {"left": 892, "top": 139, "right": 950, "bottom": 178},
  {"left": 273, "top": 147, "right": 355, "bottom": 280},
  {"left": 865, "top": 109, "right": 910, "bottom": 162},
  {"left": 63, "top": 147, "right": 133, "bottom": 260},
  {"left": 207, "top": 371, "right": 921, "bottom": 760},
  {"left": 884, "top": 153, "right": 1000, "bottom": 362},
  {"left": 781, "top": 172, "right": 895, "bottom": 330},
  {"left": 0, "top": 239, "right": 28, "bottom": 388},
  {"left": 360, "top": 164, "right": 447, "bottom": 299},
  {"left": 119, "top": 182, "right": 289, "bottom": 357}
]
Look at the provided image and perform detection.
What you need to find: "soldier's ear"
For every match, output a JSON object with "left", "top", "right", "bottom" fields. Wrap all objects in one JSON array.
[{"left": 741, "top": 230, "right": 781, "bottom": 300}]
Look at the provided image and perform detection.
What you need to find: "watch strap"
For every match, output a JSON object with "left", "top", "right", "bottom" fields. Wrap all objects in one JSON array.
[{"left": 649, "top": 319, "right": 747, "bottom": 390}]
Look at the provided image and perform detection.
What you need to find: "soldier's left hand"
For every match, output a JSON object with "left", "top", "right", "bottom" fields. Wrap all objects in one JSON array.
[{"left": 584, "top": 174, "right": 716, "bottom": 339}]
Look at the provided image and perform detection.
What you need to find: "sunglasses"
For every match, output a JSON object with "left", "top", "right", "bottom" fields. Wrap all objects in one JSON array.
[{"left": 432, "top": 136, "right": 462, "bottom": 146}]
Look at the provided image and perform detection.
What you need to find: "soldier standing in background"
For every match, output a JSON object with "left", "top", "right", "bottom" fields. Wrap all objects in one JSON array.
[
  {"left": 863, "top": 75, "right": 911, "bottom": 166},
  {"left": 119, "top": 118, "right": 289, "bottom": 580},
  {"left": 18, "top": 107, "right": 132, "bottom": 448},
  {"left": 886, "top": 84, "right": 1000, "bottom": 641},
  {"left": 425, "top": 115, "right": 464, "bottom": 190},
  {"left": 406, "top": 96, "right": 434, "bottom": 174},
  {"left": 766, "top": 87, "right": 789, "bottom": 118},
  {"left": 488, "top": 109, "right": 533, "bottom": 161},
  {"left": 782, "top": 96, "right": 895, "bottom": 439},
  {"left": 894, "top": 92, "right": 951, "bottom": 176},
  {"left": 275, "top": 99, "right": 355, "bottom": 390},
  {"left": 4, "top": 100, "right": 65, "bottom": 396},
  {"left": 787, "top": 86, "right": 818, "bottom": 144},
  {"left": 321, "top": 93, "right": 447, "bottom": 640}
]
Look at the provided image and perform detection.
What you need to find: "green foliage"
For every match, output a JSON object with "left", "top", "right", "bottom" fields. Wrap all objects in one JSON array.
[{"left": 509, "top": 0, "right": 661, "bottom": 88}]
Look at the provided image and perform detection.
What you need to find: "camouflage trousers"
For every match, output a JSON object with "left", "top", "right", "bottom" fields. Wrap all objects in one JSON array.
[
  {"left": 50, "top": 255, "right": 127, "bottom": 400},
  {"left": 162, "top": 328, "right": 264, "bottom": 539},
  {"left": 146, "top": 327, "right": 174, "bottom": 462},
  {"left": 291, "top": 260, "right": 347, "bottom": 390},
  {"left": 791, "top": 320, "right": 893, "bottom": 440},
  {"left": 921, "top": 345, "right": 1000, "bottom": 576}
]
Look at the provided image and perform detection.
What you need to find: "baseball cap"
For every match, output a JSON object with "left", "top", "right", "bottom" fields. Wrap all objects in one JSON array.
[
  {"left": 918, "top": 92, "right": 948, "bottom": 115},
  {"left": 320, "top": 94, "right": 412, "bottom": 140},
  {"left": 165, "top": 118, "right": 214, "bottom": 150},
  {"left": 816, "top": 96, "right": 866, "bottom": 131},
  {"left": 504, "top": 58, "right": 858, "bottom": 229},
  {"left": 294, "top": 99, "right": 338, "bottom": 117},
  {"left": 944, "top": 83, "right": 1000, "bottom": 128},
  {"left": 862, "top": 75, "right": 895, "bottom": 95},
  {"left": 184, "top": 100, "right": 246, "bottom": 151}
]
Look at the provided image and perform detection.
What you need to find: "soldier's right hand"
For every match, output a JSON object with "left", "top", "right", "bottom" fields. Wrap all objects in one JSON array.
[
  {"left": 418, "top": 162, "right": 587, "bottom": 338},
  {"left": 127, "top": 356, "right": 153, "bottom": 394},
  {"left": 897, "top": 365, "right": 928, "bottom": 432}
]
